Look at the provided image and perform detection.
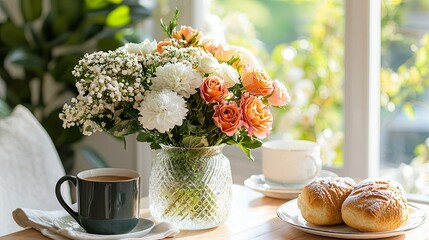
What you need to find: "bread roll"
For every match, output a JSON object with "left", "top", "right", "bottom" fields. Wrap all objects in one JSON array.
[
  {"left": 297, "top": 177, "right": 356, "bottom": 225},
  {"left": 341, "top": 179, "right": 408, "bottom": 232}
]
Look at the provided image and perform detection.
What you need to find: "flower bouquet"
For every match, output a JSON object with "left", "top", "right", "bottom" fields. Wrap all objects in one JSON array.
[{"left": 60, "top": 10, "right": 290, "bottom": 229}]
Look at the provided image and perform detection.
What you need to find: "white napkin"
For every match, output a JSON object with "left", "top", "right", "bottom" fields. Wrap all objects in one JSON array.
[{"left": 12, "top": 207, "right": 179, "bottom": 240}]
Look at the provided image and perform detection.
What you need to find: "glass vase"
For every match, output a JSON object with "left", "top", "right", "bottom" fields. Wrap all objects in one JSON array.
[{"left": 149, "top": 144, "right": 232, "bottom": 230}]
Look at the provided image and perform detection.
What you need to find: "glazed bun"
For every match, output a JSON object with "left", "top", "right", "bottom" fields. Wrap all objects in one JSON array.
[
  {"left": 341, "top": 179, "right": 408, "bottom": 232},
  {"left": 297, "top": 177, "right": 356, "bottom": 225}
]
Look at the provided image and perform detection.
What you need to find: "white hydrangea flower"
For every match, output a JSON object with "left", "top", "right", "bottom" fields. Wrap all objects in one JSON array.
[
  {"left": 151, "top": 62, "right": 202, "bottom": 98},
  {"left": 198, "top": 54, "right": 219, "bottom": 74},
  {"left": 214, "top": 63, "right": 240, "bottom": 87},
  {"left": 138, "top": 90, "right": 188, "bottom": 133}
]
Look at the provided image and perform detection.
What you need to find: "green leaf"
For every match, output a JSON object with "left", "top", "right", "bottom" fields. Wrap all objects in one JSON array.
[
  {"left": 160, "top": 8, "right": 179, "bottom": 38},
  {"left": 51, "top": 55, "right": 81, "bottom": 86},
  {"left": 238, "top": 144, "right": 254, "bottom": 161},
  {"left": 85, "top": 0, "right": 123, "bottom": 10},
  {"left": 96, "top": 37, "right": 123, "bottom": 51},
  {"left": 106, "top": 5, "right": 130, "bottom": 27},
  {"left": 21, "top": 0, "right": 42, "bottom": 22},
  {"left": 107, "top": 119, "right": 139, "bottom": 136},
  {"left": 402, "top": 103, "right": 415, "bottom": 119},
  {"left": 136, "top": 132, "right": 153, "bottom": 142},
  {"left": 51, "top": 0, "right": 84, "bottom": 30},
  {"left": 80, "top": 146, "right": 109, "bottom": 168},
  {"left": 0, "top": 22, "right": 27, "bottom": 47},
  {"left": 0, "top": 99, "right": 11, "bottom": 118},
  {"left": 182, "top": 136, "right": 209, "bottom": 148},
  {"left": 241, "top": 138, "right": 264, "bottom": 149},
  {"left": 7, "top": 48, "right": 44, "bottom": 74}
]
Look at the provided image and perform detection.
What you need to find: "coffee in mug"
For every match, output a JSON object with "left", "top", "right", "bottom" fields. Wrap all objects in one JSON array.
[
  {"left": 262, "top": 140, "right": 322, "bottom": 184},
  {"left": 55, "top": 168, "right": 140, "bottom": 234}
]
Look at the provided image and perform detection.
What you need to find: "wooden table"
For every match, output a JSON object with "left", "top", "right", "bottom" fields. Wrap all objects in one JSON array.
[{"left": 2, "top": 185, "right": 429, "bottom": 240}]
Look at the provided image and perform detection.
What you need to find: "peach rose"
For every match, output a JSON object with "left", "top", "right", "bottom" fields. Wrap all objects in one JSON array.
[
  {"left": 212, "top": 43, "right": 237, "bottom": 62},
  {"left": 202, "top": 38, "right": 217, "bottom": 53},
  {"left": 200, "top": 76, "right": 228, "bottom": 104},
  {"left": 240, "top": 93, "right": 272, "bottom": 139},
  {"left": 267, "top": 79, "right": 291, "bottom": 107},
  {"left": 173, "top": 26, "right": 202, "bottom": 46},
  {"left": 213, "top": 101, "right": 241, "bottom": 136},
  {"left": 241, "top": 65, "right": 274, "bottom": 96},
  {"left": 157, "top": 38, "right": 171, "bottom": 53}
]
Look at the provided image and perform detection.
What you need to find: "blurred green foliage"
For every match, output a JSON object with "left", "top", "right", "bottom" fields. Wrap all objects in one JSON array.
[{"left": 0, "top": 0, "right": 151, "bottom": 173}]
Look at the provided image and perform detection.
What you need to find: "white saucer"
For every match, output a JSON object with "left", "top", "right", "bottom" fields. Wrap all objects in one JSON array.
[
  {"left": 53, "top": 215, "right": 155, "bottom": 239},
  {"left": 244, "top": 170, "right": 338, "bottom": 199},
  {"left": 277, "top": 199, "right": 426, "bottom": 239}
]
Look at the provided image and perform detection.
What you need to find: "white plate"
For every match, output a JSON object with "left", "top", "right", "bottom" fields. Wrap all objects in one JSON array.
[
  {"left": 244, "top": 170, "right": 338, "bottom": 199},
  {"left": 53, "top": 216, "right": 155, "bottom": 239},
  {"left": 276, "top": 199, "right": 426, "bottom": 239}
]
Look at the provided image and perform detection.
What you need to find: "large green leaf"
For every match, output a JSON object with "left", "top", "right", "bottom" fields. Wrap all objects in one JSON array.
[
  {"left": 0, "top": 22, "right": 27, "bottom": 47},
  {"left": 7, "top": 48, "right": 44, "bottom": 74},
  {"left": 106, "top": 5, "right": 130, "bottom": 27},
  {"left": 20, "top": 0, "right": 42, "bottom": 22}
]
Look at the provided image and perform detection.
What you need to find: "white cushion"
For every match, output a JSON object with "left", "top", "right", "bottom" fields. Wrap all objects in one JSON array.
[{"left": 0, "top": 105, "right": 71, "bottom": 235}]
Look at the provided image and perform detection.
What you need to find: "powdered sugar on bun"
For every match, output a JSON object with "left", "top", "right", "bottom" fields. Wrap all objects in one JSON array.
[
  {"left": 298, "top": 177, "right": 356, "bottom": 225},
  {"left": 341, "top": 179, "right": 408, "bottom": 232}
]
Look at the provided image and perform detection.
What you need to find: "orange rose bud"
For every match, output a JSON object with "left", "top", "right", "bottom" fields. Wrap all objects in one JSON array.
[
  {"left": 173, "top": 26, "right": 202, "bottom": 46},
  {"left": 241, "top": 65, "right": 274, "bottom": 96},
  {"left": 213, "top": 101, "right": 241, "bottom": 136},
  {"left": 212, "top": 43, "right": 237, "bottom": 62},
  {"left": 157, "top": 38, "right": 172, "bottom": 53},
  {"left": 200, "top": 76, "right": 228, "bottom": 104},
  {"left": 240, "top": 93, "right": 273, "bottom": 139},
  {"left": 267, "top": 79, "right": 291, "bottom": 107}
]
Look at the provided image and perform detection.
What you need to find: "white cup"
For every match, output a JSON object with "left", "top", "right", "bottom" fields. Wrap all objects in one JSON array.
[{"left": 262, "top": 139, "right": 322, "bottom": 184}]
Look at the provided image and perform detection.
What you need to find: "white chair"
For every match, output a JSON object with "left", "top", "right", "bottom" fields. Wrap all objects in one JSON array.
[{"left": 0, "top": 105, "right": 71, "bottom": 236}]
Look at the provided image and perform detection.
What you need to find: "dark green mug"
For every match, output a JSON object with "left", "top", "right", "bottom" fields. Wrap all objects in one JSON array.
[{"left": 55, "top": 168, "right": 141, "bottom": 235}]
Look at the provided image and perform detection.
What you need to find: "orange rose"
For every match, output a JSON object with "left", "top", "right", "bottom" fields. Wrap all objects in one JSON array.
[
  {"left": 267, "top": 79, "right": 290, "bottom": 107},
  {"left": 173, "top": 26, "right": 202, "bottom": 46},
  {"left": 212, "top": 43, "right": 237, "bottom": 62},
  {"left": 213, "top": 101, "right": 241, "bottom": 136},
  {"left": 240, "top": 93, "right": 272, "bottom": 139},
  {"left": 200, "top": 76, "right": 228, "bottom": 104},
  {"left": 157, "top": 38, "right": 171, "bottom": 53},
  {"left": 241, "top": 65, "right": 274, "bottom": 96}
]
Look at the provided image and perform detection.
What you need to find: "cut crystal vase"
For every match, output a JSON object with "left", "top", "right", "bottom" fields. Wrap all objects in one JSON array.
[{"left": 149, "top": 144, "right": 232, "bottom": 230}]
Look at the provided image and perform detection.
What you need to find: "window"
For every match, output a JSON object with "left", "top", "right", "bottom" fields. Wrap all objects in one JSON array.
[
  {"left": 140, "top": 0, "right": 429, "bottom": 200},
  {"left": 207, "top": 0, "right": 347, "bottom": 183},
  {"left": 379, "top": 0, "right": 429, "bottom": 195}
]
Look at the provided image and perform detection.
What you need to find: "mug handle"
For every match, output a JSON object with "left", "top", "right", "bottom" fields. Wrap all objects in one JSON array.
[
  {"left": 304, "top": 155, "right": 321, "bottom": 181},
  {"left": 55, "top": 176, "right": 79, "bottom": 223}
]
